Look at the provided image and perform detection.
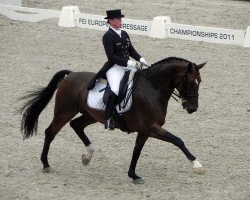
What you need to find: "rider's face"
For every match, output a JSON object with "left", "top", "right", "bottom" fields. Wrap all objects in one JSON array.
[{"left": 109, "top": 18, "right": 122, "bottom": 29}]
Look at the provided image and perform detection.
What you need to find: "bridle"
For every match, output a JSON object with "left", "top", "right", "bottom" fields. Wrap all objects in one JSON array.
[
  {"left": 174, "top": 63, "right": 201, "bottom": 101},
  {"left": 136, "top": 62, "right": 201, "bottom": 102}
]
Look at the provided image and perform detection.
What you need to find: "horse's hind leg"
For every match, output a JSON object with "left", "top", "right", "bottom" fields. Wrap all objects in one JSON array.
[
  {"left": 41, "top": 112, "right": 76, "bottom": 172},
  {"left": 70, "top": 112, "right": 97, "bottom": 166}
]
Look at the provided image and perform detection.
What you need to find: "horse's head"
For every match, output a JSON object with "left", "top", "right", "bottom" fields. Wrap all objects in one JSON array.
[{"left": 175, "top": 62, "right": 206, "bottom": 114}]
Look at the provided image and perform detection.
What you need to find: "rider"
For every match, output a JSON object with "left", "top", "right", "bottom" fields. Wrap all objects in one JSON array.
[{"left": 87, "top": 9, "right": 148, "bottom": 129}]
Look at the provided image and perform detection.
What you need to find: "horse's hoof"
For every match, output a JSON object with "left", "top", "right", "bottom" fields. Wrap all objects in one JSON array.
[
  {"left": 193, "top": 167, "right": 205, "bottom": 175},
  {"left": 42, "top": 167, "right": 53, "bottom": 173},
  {"left": 82, "top": 154, "right": 91, "bottom": 166},
  {"left": 133, "top": 178, "right": 145, "bottom": 185}
]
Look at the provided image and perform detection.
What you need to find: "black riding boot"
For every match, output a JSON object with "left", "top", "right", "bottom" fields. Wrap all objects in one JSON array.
[{"left": 104, "top": 91, "right": 118, "bottom": 130}]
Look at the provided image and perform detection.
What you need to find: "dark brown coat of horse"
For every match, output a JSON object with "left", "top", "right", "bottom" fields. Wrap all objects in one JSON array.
[{"left": 20, "top": 57, "right": 206, "bottom": 184}]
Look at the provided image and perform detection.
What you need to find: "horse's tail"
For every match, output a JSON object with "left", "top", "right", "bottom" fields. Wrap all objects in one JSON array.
[{"left": 20, "top": 70, "right": 72, "bottom": 139}]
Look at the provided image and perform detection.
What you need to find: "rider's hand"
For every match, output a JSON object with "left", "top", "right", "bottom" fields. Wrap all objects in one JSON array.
[
  {"left": 127, "top": 60, "right": 137, "bottom": 72},
  {"left": 127, "top": 60, "right": 137, "bottom": 68},
  {"left": 140, "top": 57, "right": 148, "bottom": 66}
]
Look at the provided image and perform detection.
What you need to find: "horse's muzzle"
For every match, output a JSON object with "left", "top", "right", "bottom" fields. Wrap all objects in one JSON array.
[
  {"left": 187, "top": 104, "right": 197, "bottom": 114},
  {"left": 187, "top": 108, "right": 196, "bottom": 114},
  {"left": 182, "top": 99, "right": 197, "bottom": 114}
]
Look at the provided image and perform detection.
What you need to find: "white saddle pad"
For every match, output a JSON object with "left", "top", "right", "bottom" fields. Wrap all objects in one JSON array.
[{"left": 87, "top": 81, "right": 133, "bottom": 113}]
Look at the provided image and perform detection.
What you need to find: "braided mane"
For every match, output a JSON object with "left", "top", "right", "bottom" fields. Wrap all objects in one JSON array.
[{"left": 150, "top": 57, "right": 191, "bottom": 67}]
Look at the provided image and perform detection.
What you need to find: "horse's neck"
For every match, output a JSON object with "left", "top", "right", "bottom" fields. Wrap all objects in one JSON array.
[
  {"left": 146, "top": 63, "right": 180, "bottom": 97},
  {"left": 134, "top": 63, "right": 180, "bottom": 120}
]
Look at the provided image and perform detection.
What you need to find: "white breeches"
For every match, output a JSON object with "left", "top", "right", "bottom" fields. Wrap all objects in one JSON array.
[{"left": 106, "top": 64, "right": 130, "bottom": 95}]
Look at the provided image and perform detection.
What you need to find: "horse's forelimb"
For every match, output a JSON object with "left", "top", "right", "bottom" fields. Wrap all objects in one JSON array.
[{"left": 150, "top": 124, "right": 205, "bottom": 175}]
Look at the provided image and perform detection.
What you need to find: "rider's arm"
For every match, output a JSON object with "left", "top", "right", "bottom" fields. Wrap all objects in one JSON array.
[
  {"left": 102, "top": 34, "right": 128, "bottom": 66},
  {"left": 125, "top": 32, "right": 141, "bottom": 61}
]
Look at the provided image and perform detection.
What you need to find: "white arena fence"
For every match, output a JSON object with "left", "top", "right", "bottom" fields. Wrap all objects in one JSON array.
[
  {"left": 0, "top": 0, "right": 21, "bottom": 6},
  {"left": 0, "top": 4, "right": 249, "bottom": 48},
  {"left": 0, "top": 4, "right": 60, "bottom": 22}
]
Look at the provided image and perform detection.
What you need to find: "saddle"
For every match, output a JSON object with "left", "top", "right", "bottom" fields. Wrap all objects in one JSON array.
[
  {"left": 103, "top": 71, "right": 131, "bottom": 105},
  {"left": 87, "top": 71, "right": 133, "bottom": 114}
]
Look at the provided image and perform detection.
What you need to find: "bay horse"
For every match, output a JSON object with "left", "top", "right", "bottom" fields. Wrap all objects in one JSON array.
[{"left": 20, "top": 57, "right": 206, "bottom": 184}]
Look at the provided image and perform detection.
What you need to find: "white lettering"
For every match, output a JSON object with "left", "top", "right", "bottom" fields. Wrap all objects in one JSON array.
[
  {"left": 170, "top": 28, "right": 221, "bottom": 39},
  {"left": 122, "top": 23, "right": 148, "bottom": 31}
]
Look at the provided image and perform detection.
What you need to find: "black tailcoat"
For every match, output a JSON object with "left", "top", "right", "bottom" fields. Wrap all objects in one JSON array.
[{"left": 87, "top": 28, "right": 141, "bottom": 90}]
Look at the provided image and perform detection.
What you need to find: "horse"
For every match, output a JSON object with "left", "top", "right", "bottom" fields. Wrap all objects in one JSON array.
[{"left": 20, "top": 57, "right": 206, "bottom": 184}]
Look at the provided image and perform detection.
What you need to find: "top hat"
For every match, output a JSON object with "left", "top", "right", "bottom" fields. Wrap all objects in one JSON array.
[{"left": 104, "top": 9, "right": 124, "bottom": 19}]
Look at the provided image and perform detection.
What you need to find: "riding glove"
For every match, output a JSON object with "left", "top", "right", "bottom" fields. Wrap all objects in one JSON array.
[
  {"left": 127, "top": 60, "right": 137, "bottom": 68},
  {"left": 140, "top": 57, "right": 148, "bottom": 66}
]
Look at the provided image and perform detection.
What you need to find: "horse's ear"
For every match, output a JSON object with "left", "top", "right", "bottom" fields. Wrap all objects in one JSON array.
[{"left": 197, "top": 62, "right": 207, "bottom": 69}]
